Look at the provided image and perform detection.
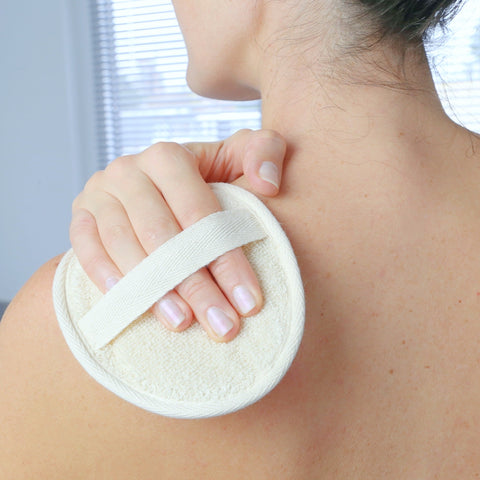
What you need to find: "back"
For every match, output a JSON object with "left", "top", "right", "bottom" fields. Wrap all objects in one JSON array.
[{"left": 2, "top": 158, "right": 480, "bottom": 478}]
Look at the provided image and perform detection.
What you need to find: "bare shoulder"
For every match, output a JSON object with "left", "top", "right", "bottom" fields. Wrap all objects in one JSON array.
[
  {"left": 0, "top": 255, "right": 174, "bottom": 479},
  {"left": 0, "top": 255, "right": 304, "bottom": 480},
  {"left": 0, "top": 254, "right": 95, "bottom": 478},
  {"left": 0, "top": 254, "right": 63, "bottom": 327}
]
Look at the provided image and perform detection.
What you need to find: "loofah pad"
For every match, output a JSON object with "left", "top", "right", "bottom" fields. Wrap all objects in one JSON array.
[{"left": 53, "top": 183, "right": 305, "bottom": 419}]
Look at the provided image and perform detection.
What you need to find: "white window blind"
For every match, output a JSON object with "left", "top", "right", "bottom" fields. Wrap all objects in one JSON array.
[
  {"left": 91, "top": 0, "right": 480, "bottom": 168},
  {"left": 92, "top": 0, "right": 261, "bottom": 167},
  {"left": 427, "top": 0, "right": 480, "bottom": 133}
]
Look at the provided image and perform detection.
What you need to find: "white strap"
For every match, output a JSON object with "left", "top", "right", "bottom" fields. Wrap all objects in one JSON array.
[{"left": 78, "top": 208, "right": 266, "bottom": 350}]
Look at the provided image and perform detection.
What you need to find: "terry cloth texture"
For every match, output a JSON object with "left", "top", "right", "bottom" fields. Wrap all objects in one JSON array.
[{"left": 53, "top": 183, "right": 305, "bottom": 419}]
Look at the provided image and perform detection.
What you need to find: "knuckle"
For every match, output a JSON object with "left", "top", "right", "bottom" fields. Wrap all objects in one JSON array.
[
  {"left": 254, "top": 128, "right": 284, "bottom": 142},
  {"left": 69, "top": 209, "right": 94, "bottom": 237},
  {"left": 149, "top": 141, "right": 179, "bottom": 156},
  {"left": 102, "top": 223, "right": 130, "bottom": 249},
  {"left": 142, "top": 227, "right": 161, "bottom": 245},
  {"left": 179, "top": 273, "right": 209, "bottom": 301},
  {"left": 234, "top": 128, "right": 253, "bottom": 138},
  {"left": 82, "top": 253, "right": 110, "bottom": 280},
  {"left": 104, "top": 155, "right": 134, "bottom": 178},
  {"left": 71, "top": 194, "right": 82, "bottom": 212},
  {"left": 142, "top": 216, "right": 178, "bottom": 245},
  {"left": 143, "top": 142, "right": 194, "bottom": 173},
  {"left": 209, "top": 253, "right": 236, "bottom": 281},
  {"left": 222, "top": 129, "right": 252, "bottom": 156},
  {"left": 143, "top": 142, "right": 179, "bottom": 166},
  {"left": 155, "top": 215, "right": 179, "bottom": 237},
  {"left": 248, "top": 129, "right": 286, "bottom": 152},
  {"left": 84, "top": 170, "right": 105, "bottom": 191}
]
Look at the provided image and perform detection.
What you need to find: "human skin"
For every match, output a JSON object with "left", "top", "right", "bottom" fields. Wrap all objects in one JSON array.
[
  {"left": 2, "top": 0, "right": 480, "bottom": 477},
  {"left": 69, "top": 130, "right": 287, "bottom": 343}
]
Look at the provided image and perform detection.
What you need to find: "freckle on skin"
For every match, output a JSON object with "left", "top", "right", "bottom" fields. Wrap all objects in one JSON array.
[{"left": 389, "top": 369, "right": 394, "bottom": 375}]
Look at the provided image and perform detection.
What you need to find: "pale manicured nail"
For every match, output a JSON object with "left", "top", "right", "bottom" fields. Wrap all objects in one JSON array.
[
  {"left": 259, "top": 161, "right": 279, "bottom": 188},
  {"left": 233, "top": 285, "right": 257, "bottom": 315},
  {"left": 105, "top": 276, "right": 119, "bottom": 291},
  {"left": 207, "top": 306, "right": 234, "bottom": 337},
  {"left": 157, "top": 298, "right": 186, "bottom": 328}
]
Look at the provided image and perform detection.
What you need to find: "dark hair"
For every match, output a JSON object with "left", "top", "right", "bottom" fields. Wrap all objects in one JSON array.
[{"left": 357, "top": 0, "right": 464, "bottom": 43}]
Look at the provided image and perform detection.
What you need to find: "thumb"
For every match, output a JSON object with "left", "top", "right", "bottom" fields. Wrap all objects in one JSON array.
[{"left": 183, "top": 129, "right": 286, "bottom": 197}]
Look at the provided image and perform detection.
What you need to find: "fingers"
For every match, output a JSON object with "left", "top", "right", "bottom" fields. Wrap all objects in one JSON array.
[
  {"left": 103, "top": 159, "right": 244, "bottom": 341},
  {"left": 241, "top": 129, "right": 286, "bottom": 196},
  {"left": 69, "top": 207, "right": 123, "bottom": 293},
  {"left": 184, "top": 129, "right": 286, "bottom": 197},
  {"left": 70, "top": 128, "right": 285, "bottom": 343},
  {"left": 71, "top": 189, "right": 194, "bottom": 334},
  {"left": 73, "top": 151, "right": 260, "bottom": 343},
  {"left": 139, "top": 143, "right": 264, "bottom": 311},
  {"left": 137, "top": 143, "right": 264, "bottom": 342},
  {"left": 85, "top": 190, "right": 146, "bottom": 274},
  {"left": 70, "top": 208, "right": 193, "bottom": 332}
]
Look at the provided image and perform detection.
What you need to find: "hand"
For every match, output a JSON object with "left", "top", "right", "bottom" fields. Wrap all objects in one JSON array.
[{"left": 70, "top": 129, "right": 286, "bottom": 342}]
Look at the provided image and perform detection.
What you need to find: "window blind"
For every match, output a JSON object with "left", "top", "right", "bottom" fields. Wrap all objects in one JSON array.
[
  {"left": 91, "top": 0, "right": 480, "bottom": 169},
  {"left": 92, "top": 0, "right": 261, "bottom": 167},
  {"left": 427, "top": 0, "right": 480, "bottom": 133}
]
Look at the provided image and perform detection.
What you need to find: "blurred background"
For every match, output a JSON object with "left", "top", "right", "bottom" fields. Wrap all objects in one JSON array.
[{"left": 1, "top": 0, "right": 480, "bottom": 314}]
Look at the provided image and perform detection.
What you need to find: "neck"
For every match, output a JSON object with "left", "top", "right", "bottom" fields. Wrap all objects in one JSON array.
[{"left": 259, "top": 46, "right": 472, "bottom": 206}]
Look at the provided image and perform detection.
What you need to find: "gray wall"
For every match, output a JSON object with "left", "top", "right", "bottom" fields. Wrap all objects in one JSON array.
[{"left": 0, "top": 0, "right": 97, "bottom": 301}]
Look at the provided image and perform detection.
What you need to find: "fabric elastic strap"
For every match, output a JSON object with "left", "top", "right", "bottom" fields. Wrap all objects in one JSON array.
[{"left": 78, "top": 208, "right": 266, "bottom": 350}]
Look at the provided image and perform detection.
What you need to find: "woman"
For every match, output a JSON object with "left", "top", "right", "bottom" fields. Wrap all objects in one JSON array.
[{"left": 1, "top": 0, "right": 479, "bottom": 477}]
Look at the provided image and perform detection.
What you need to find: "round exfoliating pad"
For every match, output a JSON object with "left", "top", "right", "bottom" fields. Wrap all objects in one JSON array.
[{"left": 53, "top": 183, "right": 305, "bottom": 419}]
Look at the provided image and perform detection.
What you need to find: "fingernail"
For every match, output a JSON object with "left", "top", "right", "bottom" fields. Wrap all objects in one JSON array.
[
  {"left": 207, "top": 306, "right": 234, "bottom": 337},
  {"left": 157, "top": 298, "right": 186, "bottom": 328},
  {"left": 233, "top": 285, "right": 257, "bottom": 315},
  {"left": 105, "top": 276, "right": 119, "bottom": 291},
  {"left": 259, "top": 161, "right": 279, "bottom": 189}
]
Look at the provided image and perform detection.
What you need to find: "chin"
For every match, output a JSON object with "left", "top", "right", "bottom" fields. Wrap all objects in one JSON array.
[{"left": 186, "top": 66, "right": 260, "bottom": 101}]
